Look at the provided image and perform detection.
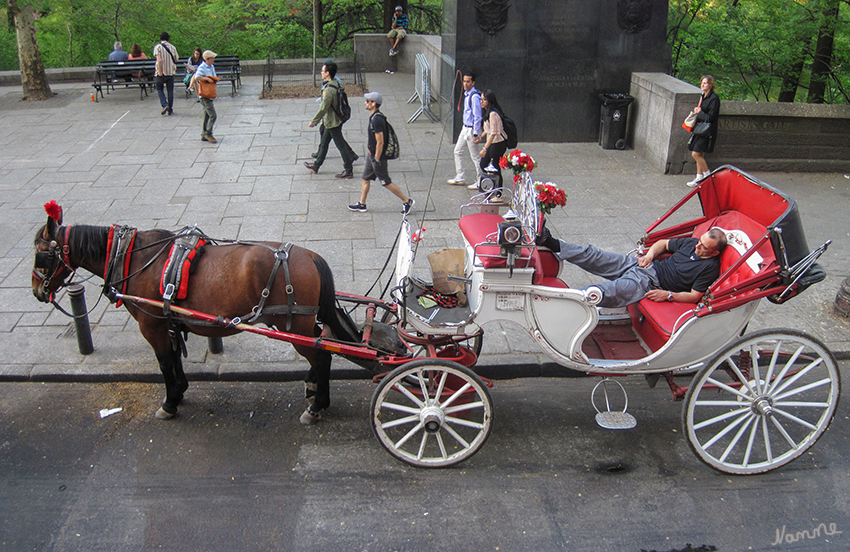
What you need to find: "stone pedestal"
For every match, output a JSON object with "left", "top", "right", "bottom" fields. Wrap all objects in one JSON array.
[{"left": 442, "top": 0, "right": 671, "bottom": 143}]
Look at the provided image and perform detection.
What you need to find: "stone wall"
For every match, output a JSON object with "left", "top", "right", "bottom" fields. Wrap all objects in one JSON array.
[{"left": 630, "top": 72, "right": 850, "bottom": 174}]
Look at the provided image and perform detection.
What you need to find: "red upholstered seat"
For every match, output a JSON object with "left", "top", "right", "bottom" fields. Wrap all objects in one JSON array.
[{"left": 629, "top": 211, "right": 770, "bottom": 352}]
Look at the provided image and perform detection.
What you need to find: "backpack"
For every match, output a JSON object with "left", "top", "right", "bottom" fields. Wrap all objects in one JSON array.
[
  {"left": 332, "top": 83, "right": 352, "bottom": 124},
  {"left": 371, "top": 112, "right": 400, "bottom": 160},
  {"left": 501, "top": 113, "right": 518, "bottom": 149}
]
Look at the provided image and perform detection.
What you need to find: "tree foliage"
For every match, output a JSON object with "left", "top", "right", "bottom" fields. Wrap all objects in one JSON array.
[
  {"left": 0, "top": 0, "right": 441, "bottom": 70},
  {"left": 669, "top": 0, "right": 850, "bottom": 103}
]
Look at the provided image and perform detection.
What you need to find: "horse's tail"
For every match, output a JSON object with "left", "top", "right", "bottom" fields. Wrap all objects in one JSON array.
[{"left": 313, "top": 255, "right": 361, "bottom": 343}]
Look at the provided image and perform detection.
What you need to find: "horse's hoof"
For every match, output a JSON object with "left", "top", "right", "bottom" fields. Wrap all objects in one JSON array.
[
  {"left": 300, "top": 408, "right": 322, "bottom": 425},
  {"left": 155, "top": 407, "right": 175, "bottom": 420}
]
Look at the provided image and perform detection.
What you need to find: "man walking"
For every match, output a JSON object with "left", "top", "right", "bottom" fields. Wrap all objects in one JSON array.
[
  {"left": 448, "top": 71, "right": 483, "bottom": 187},
  {"left": 305, "top": 61, "right": 354, "bottom": 179},
  {"left": 349, "top": 92, "right": 414, "bottom": 214},
  {"left": 190, "top": 50, "right": 219, "bottom": 143},
  {"left": 154, "top": 32, "right": 179, "bottom": 115}
]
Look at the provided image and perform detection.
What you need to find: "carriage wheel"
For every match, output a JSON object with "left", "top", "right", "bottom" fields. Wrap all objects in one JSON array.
[
  {"left": 683, "top": 329, "right": 840, "bottom": 475},
  {"left": 371, "top": 358, "right": 493, "bottom": 468}
]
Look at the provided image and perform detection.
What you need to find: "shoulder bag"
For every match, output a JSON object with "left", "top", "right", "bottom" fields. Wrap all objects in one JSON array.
[{"left": 682, "top": 96, "right": 703, "bottom": 132}]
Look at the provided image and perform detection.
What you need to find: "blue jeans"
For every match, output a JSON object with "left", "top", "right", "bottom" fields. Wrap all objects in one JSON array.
[
  {"left": 554, "top": 242, "right": 660, "bottom": 308},
  {"left": 200, "top": 97, "right": 216, "bottom": 137},
  {"left": 156, "top": 75, "right": 175, "bottom": 111}
]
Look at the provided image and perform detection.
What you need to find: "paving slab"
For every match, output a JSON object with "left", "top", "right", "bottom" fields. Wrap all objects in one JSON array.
[{"left": 0, "top": 73, "right": 848, "bottom": 387}]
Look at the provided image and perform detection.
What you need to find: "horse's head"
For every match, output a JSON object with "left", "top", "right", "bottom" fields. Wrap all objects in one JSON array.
[{"left": 32, "top": 201, "right": 72, "bottom": 303}]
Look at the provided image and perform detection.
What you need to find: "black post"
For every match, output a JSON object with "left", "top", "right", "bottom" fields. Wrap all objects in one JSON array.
[
  {"left": 208, "top": 337, "right": 224, "bottom": 354},
  {"left": 67, "top": 284, "right": 94, "bottom": 355}
]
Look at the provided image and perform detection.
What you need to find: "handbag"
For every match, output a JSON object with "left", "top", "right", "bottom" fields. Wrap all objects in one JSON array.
[
  {"left": 196, "top": 76, "right": 218, "bottom": 99},
  {"left": 682, "top": 96, "right": 703, "bottom": 132},
  {"left": 692, "top": 121, "right": 712, "bottom": 137}
]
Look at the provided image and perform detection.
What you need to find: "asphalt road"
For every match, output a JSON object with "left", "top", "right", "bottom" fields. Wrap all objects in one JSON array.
[{"left": 1, "top": 367, "right": 848, "bottom": 552}]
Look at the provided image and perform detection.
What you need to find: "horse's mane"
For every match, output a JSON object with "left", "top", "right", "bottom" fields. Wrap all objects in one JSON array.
[{"left": 70, "top": 225, "right": 111, "bottom": 260}]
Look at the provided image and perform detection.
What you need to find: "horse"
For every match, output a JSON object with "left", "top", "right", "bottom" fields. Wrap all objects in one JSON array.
[{"left": 31, "top": 202, "right": 356, "bottom": 423}]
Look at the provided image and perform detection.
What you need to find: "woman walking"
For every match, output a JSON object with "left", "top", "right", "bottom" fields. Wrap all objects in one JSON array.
[
  {"left": 475, "top": 89, "right": 509, "bottom": 191},
  {"left": 687, "top": 75, "right": 720, "bottom": 187}
]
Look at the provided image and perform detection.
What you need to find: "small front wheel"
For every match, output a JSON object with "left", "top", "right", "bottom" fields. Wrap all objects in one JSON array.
[
  {"left": 371, "top": 359, "right": 493, "bottom": 468},
  {"left": 683, "top": 329, "right": 840, "bottom": 474}
]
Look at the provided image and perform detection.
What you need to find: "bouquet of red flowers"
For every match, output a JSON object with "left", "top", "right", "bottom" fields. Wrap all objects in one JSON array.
[
  {"left": 534, "top": 182, "right": 567, "bottom": 214},
  {"left": 499, "top": 149, "right": 536, "bottom": 177}
]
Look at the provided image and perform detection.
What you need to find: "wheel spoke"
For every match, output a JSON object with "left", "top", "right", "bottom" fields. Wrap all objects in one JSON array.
[
  {"left": 693, "top": 406, "right": 751, "bottom": 430},
  {"left": 380, "top": 414, "right": 420, "bottom": 430},
  {"left": 444, "top": 401, "right": 485, "bottom": 415},
  {"left": 766, "top": 344, "right": 806, "bottom": 395},
  {"left": 719, "top": 415, "right": 755, "bottom": 462},
  {"left": 724, "top": 357, "right": 758, "bottom": 397},
  {"left": 743, "top": 416, "right": 761, "bottom": 467},
  {"left": 392, "top": 381, "right": 424, "bottom": 408},
  {"left": 761, "top": 416, "right": 773, "bottom": 464},
  {"left": 749, "top": 343, "right": 763, "bottom": 395},
  {"left": 442, "top": 421, "right": 472, "bottom": 449},
  {"left": 445, "top": 416, "right": 485, "bottom": 430},
  {"left": 435, "top": 431, "right": 449, "bottom": 459},
  {"left": 770, "top": 414, "right": 801, "bottom": 449},
  {"left": 774, "top": 377, "right": 832, "bottom": 402},
  {"left": 416, "top": 370, "right": 431, "bottom": 404},
  {"left": 762, "top": 339, "right": 783, "bottom": 389},
  {"left": 772, "top": 359, "right": 822, "bottom": 397},
  {"left": 705, "top": 376, "right": 752, "bottom": 401},
  {"left": 380, "top": 401, "right": 422, "bottom": 415},
  {"left": 393, "top": 421, "right": 424, "bottom": 448},
  {"left": 440, "top": 382, "right": 472, "bottom": 410},
  {"left": 694, "top": 400, "right": 750, "bottom": 407},
  {"left": 772, "top": 407, "right": 818, "bottom": 431},
  {"left": 701, "top": 410, "right": 752, "bottom": 449}
]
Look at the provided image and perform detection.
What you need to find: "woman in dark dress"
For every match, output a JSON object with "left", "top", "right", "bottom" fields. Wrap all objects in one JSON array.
[{"left": 687, "top": 75, "right": 720, "bottom": 187}]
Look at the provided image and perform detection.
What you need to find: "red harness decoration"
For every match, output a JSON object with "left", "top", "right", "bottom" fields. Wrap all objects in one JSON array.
[
  {"left": 159, "top": 238, "right": 207, "bottom": 301},
  {"left": 104, "top": 225, "right": 137, "bottom": 307}
]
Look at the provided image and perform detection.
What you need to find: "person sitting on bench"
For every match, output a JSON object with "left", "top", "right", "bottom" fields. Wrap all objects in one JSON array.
[{"left": 536, "top": 226, "right": 727, "bottom": 308}]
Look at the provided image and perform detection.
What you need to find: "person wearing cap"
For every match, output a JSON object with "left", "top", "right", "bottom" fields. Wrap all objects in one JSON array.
[
  {"left": 154, "top": 32, "right": 179, "bottom": 116},
  {"left": 387, "top": 5, "right": 408, "bottom": 56},
  {"left": 349, "top": 91, "right": 414, "bottom": 214},
  {"left": 305, "top": 61, "right": 354, "bottom": 178},
  {"left": 191, "top": 50, "right": 220, "bottom": 143}
]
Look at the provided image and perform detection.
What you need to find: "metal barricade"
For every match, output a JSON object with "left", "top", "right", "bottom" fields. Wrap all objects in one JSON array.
[{"left": 407, "top": 53, "right": 439, "bottom": 123}]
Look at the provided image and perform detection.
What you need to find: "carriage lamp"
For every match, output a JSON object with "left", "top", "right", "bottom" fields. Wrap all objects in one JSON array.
[{"left": 498, "top": 219, "right": 524, "bottom": 270}]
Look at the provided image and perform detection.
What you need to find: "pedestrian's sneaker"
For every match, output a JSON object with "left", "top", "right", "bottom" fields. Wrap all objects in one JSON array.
[
  {"left": 467, "top": 183, "right": 480, "bottom": 190},
  {"left": 348, "top": 202, "right": 367, "bottom": 213},
  {"left": 402, "top": 198, "right": 415, "bottom": 215},
  {"left": 686, "top": 174, "right": 704, "bottom": 188},
  {"left": 390, "top": 48, "right": 398, "bottom": 56},
  {"left": 447, "top": 178, "right": 466, "bottom": 185}
]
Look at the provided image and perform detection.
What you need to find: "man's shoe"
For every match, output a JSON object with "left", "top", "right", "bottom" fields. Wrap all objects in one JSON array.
[
  {"left": 304, "top": 162, "right": 318, "bottom": 174},
  {"left": 167, "top": 109, "right": 173, "bottom": 116},
  {"left": 402, "top": 198, "right": 415, "bottom": 215},
  {"left": 311, "top": 152, "right": 318, "bottom": 159},
  {"left": 161, "top": 107, "right": 168, "bottom": 115},
  {"left": 351, "top": 153, "right": 359, "bottom": 162},
  {"left": 447, "top": 178, "right": 466, "bottom": 185},
  {"left": 348, "top": 202, "right": 367, "bottom": 212},
  {"left": 335, "top": 171, "right": 353, "bottom": 179},
  {"left": 468, "top": 183, "right": 481, "bottom": 190},
  {"left": 206, "top": 136, "right": 217, "bottom": 143}
]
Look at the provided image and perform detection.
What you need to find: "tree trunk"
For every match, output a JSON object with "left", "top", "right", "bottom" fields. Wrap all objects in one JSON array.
[
  {"left": 807, "top": 0, "right": 840, "bottom": 104},
  {"left": 7, "top": 0, "right": 54, "bottom": 101},
  {"left": 778, "top": 59, "right": 805, "bottom": 102}
]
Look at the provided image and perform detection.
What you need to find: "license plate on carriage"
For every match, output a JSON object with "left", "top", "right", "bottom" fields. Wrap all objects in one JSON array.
[{"left": 496, "top": 292, "right": 524, "bottom": 311}]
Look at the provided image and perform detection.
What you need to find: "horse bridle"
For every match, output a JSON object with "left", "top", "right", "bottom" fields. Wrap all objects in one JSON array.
[{"left": 33, "top": 225, "right": 74, "bottom": 302}]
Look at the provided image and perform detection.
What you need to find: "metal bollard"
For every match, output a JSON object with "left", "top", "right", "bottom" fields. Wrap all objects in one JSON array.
[
  {"left": 67, "top": 284, "right": 94, "bottom": 355},
  {"left": 208, "top": 337, "right": 224, "bottom": 354}
]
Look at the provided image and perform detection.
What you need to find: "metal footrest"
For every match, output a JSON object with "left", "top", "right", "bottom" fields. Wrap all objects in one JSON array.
[{"left": 591, "top": 378, "right": 637, "bottom": 430}]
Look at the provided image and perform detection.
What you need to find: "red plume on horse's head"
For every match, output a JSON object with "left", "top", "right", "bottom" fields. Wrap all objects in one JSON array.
[{"left": 44, "top": 200, "right": 63, "bottom": 225}]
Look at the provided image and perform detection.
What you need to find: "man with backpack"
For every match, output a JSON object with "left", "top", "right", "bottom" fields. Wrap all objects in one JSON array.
[
  {"left": 349, "top": 92, "right": 414, "bottom": 214},
  {"left": 305, "top": 61, "right": 354, "bottom": 179},
  {"left": 447, "top": 70, "right": 483, "bottom": 187},
  {"left": 311, "top": 59, "right": 358, "bottom": 164}
]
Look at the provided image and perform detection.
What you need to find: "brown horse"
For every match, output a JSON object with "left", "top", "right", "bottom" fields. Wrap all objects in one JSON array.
[{"left": 32, "top": 204, "right": 356, "bottom": 423}]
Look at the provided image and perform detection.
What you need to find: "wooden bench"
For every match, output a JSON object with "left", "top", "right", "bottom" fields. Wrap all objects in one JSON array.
[
  {"left": 628, "top": 210, "right": 776, "bottom": 352},
  {"left": 93, "top": 60, "right": 157, "bottom": 101}
]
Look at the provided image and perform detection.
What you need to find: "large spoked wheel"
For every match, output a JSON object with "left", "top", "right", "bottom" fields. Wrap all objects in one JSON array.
[
  {"left": 684, "top": 329, "right": 840, "bottom": 475},
  {"left": 371, "top": 358, "right": 494, "bottom": 468}
]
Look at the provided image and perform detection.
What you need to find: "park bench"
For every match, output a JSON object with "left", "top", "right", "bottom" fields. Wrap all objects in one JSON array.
[{"left": 92, "top": 60, "right": 157, "bottom": 101}]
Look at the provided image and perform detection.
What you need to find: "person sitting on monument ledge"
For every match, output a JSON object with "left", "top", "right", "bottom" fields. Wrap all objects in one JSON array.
[{"left": 387, "top": 5, "right": 408, "bottom": 56}]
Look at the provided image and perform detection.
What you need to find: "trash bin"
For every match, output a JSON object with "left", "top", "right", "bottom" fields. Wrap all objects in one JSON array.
[{"left": 598, "top": 93, "right": 634, "bottom": 150}]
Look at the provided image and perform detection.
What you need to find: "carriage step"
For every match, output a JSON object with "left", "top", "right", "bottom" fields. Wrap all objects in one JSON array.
[{"left": 591, "top": 378, "right": 637, "bottom": 430}]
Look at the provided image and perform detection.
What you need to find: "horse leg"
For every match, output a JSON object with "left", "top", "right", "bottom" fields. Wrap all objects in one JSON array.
[
  {"left": 154, "top": 347, "right": 188, "bottom": 420},
  {"left": 297, "top": 345, "right": 332, "bottom": 425}
]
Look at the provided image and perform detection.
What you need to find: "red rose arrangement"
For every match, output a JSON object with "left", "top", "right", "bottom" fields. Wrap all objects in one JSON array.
[
  {"left": 499, "top": 149, "right": 536, "bottom": 182},
  {"left": 534, "top": 181, "right": 567, "bottom": 214}
]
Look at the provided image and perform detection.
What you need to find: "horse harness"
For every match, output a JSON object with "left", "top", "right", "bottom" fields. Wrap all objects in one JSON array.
[{"left": 102, "top": 225, "right": 318, "bottom": 335}]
